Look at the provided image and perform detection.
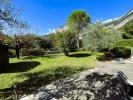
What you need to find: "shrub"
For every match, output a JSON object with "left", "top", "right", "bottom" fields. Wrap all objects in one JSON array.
[
  {"left": 30, "top": 49, "right": 46, "bottom": 56},
  {"left": 96, "top": 52, "right": 115, "bottom": 61},
  {"left": 20, "top": 48, "right": 30, "bottom": 56},
  {"left": 110, "top": 47, "right": 131, "bottom": 58},
  {"left": 20, "top": 48, "right": 46, "bottom": 56}
]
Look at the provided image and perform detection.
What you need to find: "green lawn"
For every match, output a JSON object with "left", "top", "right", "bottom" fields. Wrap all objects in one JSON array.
[{"left": 0, "top": 52, "right": 102, "bottom": 99}]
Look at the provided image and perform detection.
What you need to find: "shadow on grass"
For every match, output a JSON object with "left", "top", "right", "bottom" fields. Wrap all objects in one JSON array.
[
  {"left": 1, "top": 72, "right": 124, "bottom": 100},
  {"left": 2, "top": 61, "right": 40, "bottom": 73},
  {"left": 0, "top": 66, "right": 87, "bottom": 99},
  {"left": 18, "top": 66, "right": 87, "bottom": 93},
  {"left": 23, "top": 54, "right": 59, "bottom": 60},
  {"left": 68, "top": 53, "right": 91, "bottom": 58}
]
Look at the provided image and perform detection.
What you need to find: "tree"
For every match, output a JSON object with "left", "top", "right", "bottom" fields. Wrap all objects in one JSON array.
[
  {"left": 47, "top": 33, "right": 59, "bottom": 51},
  {"left": 67, "top": 10, "right": 91, "bottom": 50},
  {"left": 57, "top": 29, "right": 76, "bottom": 56},
  {"left": 38, "top": 38, "right": 53, "bottom": 50},
  {"left": 0, "top": 0, "right": 28, "bottom": 29},
  {"left": 1, "top": 0, "right": 29, "bottom": 58},
  {"left": 13, "top": 34, "right": 40, "bottom": 58},
  {"left": 83, "top": 23, "right": 122, "bottom": 52}
]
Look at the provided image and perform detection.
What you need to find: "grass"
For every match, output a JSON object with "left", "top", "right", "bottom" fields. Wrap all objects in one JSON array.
[{"left": 0, "top": 52, "right": 102, "bottom": 99}]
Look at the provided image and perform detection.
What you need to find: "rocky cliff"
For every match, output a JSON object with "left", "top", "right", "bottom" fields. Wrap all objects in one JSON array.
[{"left": 103, "top": 8, "right": 133, "bottom": 28}]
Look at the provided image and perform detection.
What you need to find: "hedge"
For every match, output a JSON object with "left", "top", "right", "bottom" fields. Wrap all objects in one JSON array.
[
  {"left": 20, "top": 48, "right": 47, "bottom": 56},
  {"left": 110, "top": 46, "right": 131, "bottom": 58}
]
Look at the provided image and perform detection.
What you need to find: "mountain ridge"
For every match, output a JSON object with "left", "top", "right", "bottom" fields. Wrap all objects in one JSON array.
[{"left": 103, "top": 8, "right": 133, "bottom": 28}]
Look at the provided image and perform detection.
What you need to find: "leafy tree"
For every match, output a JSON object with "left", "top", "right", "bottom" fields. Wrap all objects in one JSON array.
[
  {"left": 38, "top": 38, "right": 53, "bottom": 50},
  {"left": 21, "top": 34, "right": 40, "bottom": 49},
  {"left": 57, "top": 30, "right": 77, "bottom": 56},
  {"left": 83, "top": 23, "right": 122, "bottom": 52},
  {"left": 47, "top": 33, "right": 59, "bottom": 51},
  {"left": 1, "top": 0, "right": 30, "bottom": 58},
  {"left": 5, "top": 34, "right": 38, "bottom": 58},
  {"left": 67, "top": 10, "right": 91, "bottom": 50}
]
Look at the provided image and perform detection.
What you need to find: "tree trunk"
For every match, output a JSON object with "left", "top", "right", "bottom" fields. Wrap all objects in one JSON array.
[
  {"left": 15, "top": 47, "right": 20, "bottom": 59},
  {"left": 63, "top": 49, "right": 69, "bottom": 56},
  {"left": 76, "top": 33, "right": 80, "bottom": 51}
]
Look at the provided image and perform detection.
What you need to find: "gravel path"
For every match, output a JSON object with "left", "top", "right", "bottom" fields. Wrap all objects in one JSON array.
[
  {"left": 20, "top": 57, "right": 133, "bottom": 100},
  {"left": 97, "top": 57, "right": 133, "bottom": 81}
]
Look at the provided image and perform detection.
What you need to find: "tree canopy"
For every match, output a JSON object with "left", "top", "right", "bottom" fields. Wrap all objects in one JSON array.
[
  {"left": 0, "top": 0, "right": 28, "bottom": 30},
  {"left": 83, "top": 23, "right": 122, "bottom": 52},
  {"left": 67, "top": 10, "right": 90, "bottom": 28},
  {"left": 67, "top": 10, "right": 91, "bottom": 50}
]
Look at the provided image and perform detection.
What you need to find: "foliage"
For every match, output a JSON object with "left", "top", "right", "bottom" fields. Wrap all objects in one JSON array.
[
  {"left": 113, "top": 39, "right": 133, "bottom": 47},
  {"left": 20, "top": 34, "right": 40, "bottom": 49},
  {"left": 120, "top": 20, "right": 133, "bottom": 39},
  {"left": 8, "top": 49, "right": 16, "bottom": 58},
  {"left": 10, "top": 34, "right": 40, "bottom": 58},
  {"left": 67, "top": 10, "right": 90, "bottom": 28},
  {"left": 56, "top": 30, "right": 77, "bottom": 55},
  {"left": 67, "top": 10, "right": 91, "bottom": 50},
  {"left": 83, "top": 23, "right": 122, "bottom": 52},
  {"left": 121, "top": 20, "right": 133, "bottom": 35},
  {"left": 122, "top": 32, "right": 133, "bottom": 39},
  {"left": 110, "top": 46, "right": 131, "bottom": 58},
  {"left": 20, "top": 48, "right": 46, "bottom": 56},
  {"left": 38, "top": 37, "right": 53, "bottom": 50},
  {"left": 0, "top": 0, "right": 28, "bottom": 29},
  {"left": 47, "top": 33, "right": 60, "bottom": 51}
]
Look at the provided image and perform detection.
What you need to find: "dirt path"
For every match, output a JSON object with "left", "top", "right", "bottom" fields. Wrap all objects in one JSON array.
[
  {"left": 20, "top": 57, "right": 133, "bottom": 100},
  {"left": 96, "top": 57, "right": 133, "bottom": 81}
]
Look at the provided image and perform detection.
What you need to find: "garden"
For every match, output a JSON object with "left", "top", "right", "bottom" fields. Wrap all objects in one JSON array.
[{"left": 1, "top": 0, "right": 133, "bottom": 99}]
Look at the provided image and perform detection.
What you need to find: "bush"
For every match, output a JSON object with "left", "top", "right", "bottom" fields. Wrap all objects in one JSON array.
[
  {"left": 96, "top": 52, "right": 115, "bottom": 61},
  {"left": 20, "top": 48, "right": 46, "bottom": 56},
  {"left": 30, "top": 49, "right": 46, "bottom": 56},
  {"left": 110, "top": 47, "right": 131, "bottom": 58}
]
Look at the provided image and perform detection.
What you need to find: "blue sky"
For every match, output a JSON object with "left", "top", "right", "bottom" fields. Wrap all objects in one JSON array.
[{"left": 13, "top": 0, "right": 133, "bottom": 35}]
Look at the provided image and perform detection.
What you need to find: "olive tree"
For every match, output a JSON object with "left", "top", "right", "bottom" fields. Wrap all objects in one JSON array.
[
  {"left": 1, "top": 0, "right": 30, "bottom": 58},
  {"left": 83, "top": 23, "right": 122, "bottom": 52}
]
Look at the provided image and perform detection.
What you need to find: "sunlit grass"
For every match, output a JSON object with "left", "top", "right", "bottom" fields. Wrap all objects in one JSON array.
[{"left": 0, "top": 52, "right": 101, "bottom": 90}]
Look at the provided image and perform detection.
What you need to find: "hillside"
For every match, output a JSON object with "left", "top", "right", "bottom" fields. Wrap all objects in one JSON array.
[{"left": 103, "top": 8, "right": 133, "bottom": 28}]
